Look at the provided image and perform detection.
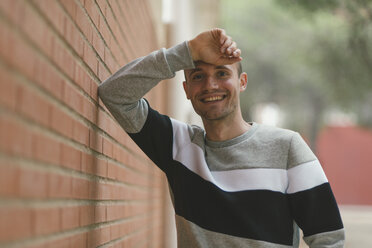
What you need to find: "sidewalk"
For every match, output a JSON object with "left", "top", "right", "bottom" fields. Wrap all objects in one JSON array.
[{"left": 299, "top": 205, "right": 372, "bottom": 247}]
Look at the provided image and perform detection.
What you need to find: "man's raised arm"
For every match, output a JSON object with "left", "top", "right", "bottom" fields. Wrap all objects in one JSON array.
[{"left": 98, "top": 29, "right": 241, "bottom": 133}]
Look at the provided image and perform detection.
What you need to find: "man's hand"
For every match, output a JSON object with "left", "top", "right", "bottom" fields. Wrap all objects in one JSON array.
[{"left": 188, "top": 28, "right": 242, "bottom": 65}]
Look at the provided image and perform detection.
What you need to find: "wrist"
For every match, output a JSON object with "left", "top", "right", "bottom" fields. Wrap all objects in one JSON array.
[{"left": 188, "top": 39, "right": 199, "bottom": 61}]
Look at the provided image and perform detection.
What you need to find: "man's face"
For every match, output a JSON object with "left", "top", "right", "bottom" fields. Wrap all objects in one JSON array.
[{"left": 183, "top": 62, "right": 247, "bottom": 121}]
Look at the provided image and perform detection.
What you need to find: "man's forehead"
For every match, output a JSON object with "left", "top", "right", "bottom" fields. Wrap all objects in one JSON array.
[{"left": 185, "top": 62, "right": 236, "bottom": 75}]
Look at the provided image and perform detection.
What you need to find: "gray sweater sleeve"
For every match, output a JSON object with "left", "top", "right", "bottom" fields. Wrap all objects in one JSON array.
[{"left": 98, "top": 41, "right": 195, "bottom": 133}]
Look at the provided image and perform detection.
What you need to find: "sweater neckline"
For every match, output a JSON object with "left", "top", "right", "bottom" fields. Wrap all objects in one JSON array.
[{"left": 205, "top": 122, "right": 258, "bottom": 148}]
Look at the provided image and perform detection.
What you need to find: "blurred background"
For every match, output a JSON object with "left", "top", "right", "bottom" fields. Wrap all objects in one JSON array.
[{"left": 0, "top": 0, "right": 371, "bottom": 247}]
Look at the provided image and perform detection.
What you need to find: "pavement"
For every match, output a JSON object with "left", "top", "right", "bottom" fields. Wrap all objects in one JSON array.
[{"left": 299, "top": 205, "right": 372, "bottom": 248}]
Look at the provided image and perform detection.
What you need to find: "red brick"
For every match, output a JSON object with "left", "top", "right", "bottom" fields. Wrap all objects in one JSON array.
[
  {"left": 49, "top": 104, "right": 73, "bottom": 138},
  {"left": 33, "top": 207, "right": 61, "bottom": 236},
  {"left": 74, "top": 64, "right": 91, "bottom": 96},
  {"left": 83, "top": 42, "right": 98, "bottom": 75},
  {"left": 90, "top": 79, "right": 99, "bottom": 101},
  {"left": 102, "top": 137, "right": 113, "bottom": 157},
  {"left": 96, "top": 0, "right": 107, "bottom": 16},
  {"left": 20, "top": 3, "right": 53, "bottom": 57},
  {"left": 96, "top": 158, "right": 108, "bottom": 177},
  {"left": 0, "top": 161, "right": 19, "bottom": 196},
  {"left": 95, "top": 204, "right": 106, "bottom": 223},
  {"left": 24, "top": 242, "right": 47, "bottom": 248},
  {"left": 0, "top": 67, "right": 18, "bottom": 111},
  {"left": 45, "top": 237, "right": 70, "bottom": 248},
  {"left": 52, "top": 41, "right": 76, "bottom": 80},
  {"left": 110, "top": 224, "right": 121, "bottom": 241},
  {"left": 79, "top": 205, "right": 94, "bottom": 226},
  {"left": 60, "top": 0, "right": 77, "bottom": 20},
  {"left": 89, "top": 129, "right": 103, "bottom": 153},
  {"left": 83, "top": 0, "right": 100, "bottom": 28},
  {"left": 16, "top": 87, "right": 49, "bottom": 126},
  {"left": 72, "top": 177, "right": 90, "bottom": 199},
  {"left": 98, "top": 61, "right": 110, "bottom": 81},
  {"left": 60, "top": 143, "right": 81, "bottom": 171},
  {"left": 75, "top": 3, "right": 93, "bottom": 43},
  {"left": 81, "top": 152, "right": 94, "bottom": 174},
  {"left": 107, "top": 204, "right": 127, "bottom": 221},
  {"left": 0, "top": 207, "right": 33, "bottom": 241},
  {"left": 0, "top": 0, "right": 24, "bottom": 26},
  {"left": 62, "top": 9, "right": 84, "bottom": 58},
  {"left": 0, "top": 114, "right": 33, "bottom": 158},
  {"left": 67, "top": 19, "right": 85, "bottom": 55},
  {"left": 82, "top": 95, "right": 96, "bottom": 122},
  {"left": 70, "top": 232, "right": 87, "bottom": 248},
  {"left": 87, "top": 225, "right": 111, "bottom": 247},
  {"left": 92, "top": 31, "right": 105, "bottom": 60},
  {"left": 1, "top": 27, "right": 35, "bottom": 81},
  {"left": 100, "top": 226, "right": 111, "bottom": 245},
  {"left": 18, "top": 167, "right": 48, "bottom": 198},
  {"left": 104, "top": 45, "right": 119, "bottom": 72},
  {"left": 33, "top": 58, "right": 64, "bottom": 100},
  {"left": 47, "top": 173, "right": 72, "bottom": 198},
  {"left": 61, "top": 206, "right": 80, "bottom": 230},
  {"left": 107, "top": 162, "right": 117, "bottom": 180},
  {"left": 63, "top": 81, "right": 83, "bottom": 113},
  {"left": 32, "top": 132, "right": 61, "bottom": 165},
  {"left": 96, "top": 108, "right": 110, "bottom": 131},
  {"left": 73, "top": 120, "right": 90, "bottom": 146},
  {"left": 33, "top": 0, "right": 65, "bottom": 35},
  {"left": 96, "top": 183, "right": 110, "bottom": 200}
]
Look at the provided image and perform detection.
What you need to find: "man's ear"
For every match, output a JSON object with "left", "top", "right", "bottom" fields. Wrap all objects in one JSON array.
[
  {"left": 239, "top": 72, "right": 248, "bottom": 92},
  {"left": 183, "top": 81, "right": 191, "bottom": 99}
]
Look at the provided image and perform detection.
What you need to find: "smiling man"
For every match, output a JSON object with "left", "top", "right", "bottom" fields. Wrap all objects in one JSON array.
[{"left": 98, "top": 29, "right": 345, "bottom": 248}]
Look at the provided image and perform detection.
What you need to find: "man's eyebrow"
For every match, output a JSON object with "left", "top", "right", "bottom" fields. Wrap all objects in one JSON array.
[
  {"left": 187, "top": 68, "right": 203, "bottom": 77},
  {"left": 215, "top": 65, "right": 231, "bottom": 71}
]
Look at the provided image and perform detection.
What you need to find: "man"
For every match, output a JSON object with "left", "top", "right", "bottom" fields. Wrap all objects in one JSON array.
[{"left": 98, "top": 28, "right": 345, "bottom": 247}]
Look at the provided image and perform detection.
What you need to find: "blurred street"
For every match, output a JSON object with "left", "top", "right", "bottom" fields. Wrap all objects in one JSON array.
[{"left": 300, "top": 205, "right": 372, "bottom": 247}]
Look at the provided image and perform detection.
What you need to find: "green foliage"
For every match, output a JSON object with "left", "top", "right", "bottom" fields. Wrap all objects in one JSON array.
[{"left": 219, "top": 0, "right": 372, "bottom": 141}]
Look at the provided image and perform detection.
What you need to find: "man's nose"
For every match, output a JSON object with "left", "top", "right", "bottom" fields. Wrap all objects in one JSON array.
[{"left": 204, "top": 76, "right": 218, "bottom": 90}]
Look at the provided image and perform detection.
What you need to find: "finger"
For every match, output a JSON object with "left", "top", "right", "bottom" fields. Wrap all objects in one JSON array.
[
  {"left": 220, "top": 56, "right": 242, "bottom": 65},
  {"left": 217, "top": 28, "right": 227, "bottom": 44},
  {"left": 232, "top": 49, "right": 241, "bottom": 58},
  {"left": 226, "top": 42, "right": 237, "bottom": 55},
  {"left": 211, "top": 28, "right": 227, "bottom": 46},
  {"left": 220, "top": 36, "right": 232, "bottom": 53}
]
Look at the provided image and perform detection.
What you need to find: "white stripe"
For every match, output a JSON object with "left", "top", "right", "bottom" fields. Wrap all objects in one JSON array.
[
  {"left": 211, "top": 168, "right": 288, "bottom": 192},
  {"left": 287, "top": 160, "right": 328, "bottom": 194},
  {"left": 171, "top": 119, "right": 288, "bottom": 192},
  {"left": 172, "top": 119, "right": 213, "bottom": 183},
  {"left": 171, "top": 119, "right": 328, "bottom": 194}
]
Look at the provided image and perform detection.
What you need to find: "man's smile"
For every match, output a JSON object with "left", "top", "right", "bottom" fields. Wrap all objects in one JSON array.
[{"left": 200, "top": 94, "right": 227, "bottom": 103}]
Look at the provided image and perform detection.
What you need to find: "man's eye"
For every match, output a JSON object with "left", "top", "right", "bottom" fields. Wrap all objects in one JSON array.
[
  {"left": 217, "top": 71, "right": 228, "bottom": 77},
  {"left": 192, "top": 74, "right": 203, "bottom": 80}
]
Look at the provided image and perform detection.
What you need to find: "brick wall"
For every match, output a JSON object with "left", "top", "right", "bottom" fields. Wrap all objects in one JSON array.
[
  {"left": 0, "top": 0, "right": 167, "bottom": 247},
  {"left": 317, "top": 126, "right": 372, "bottom": 205}
]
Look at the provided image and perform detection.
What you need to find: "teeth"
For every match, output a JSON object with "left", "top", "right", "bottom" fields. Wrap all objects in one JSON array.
[{"left": 204, "top": 96, "right": 223, "bottom": 102}]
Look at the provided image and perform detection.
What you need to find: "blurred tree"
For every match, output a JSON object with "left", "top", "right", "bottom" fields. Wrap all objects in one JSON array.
[{"left": 219, "top": 0, "right": 372, "bottom": 150}]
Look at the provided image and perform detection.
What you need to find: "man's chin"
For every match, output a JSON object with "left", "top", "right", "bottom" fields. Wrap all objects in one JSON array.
[{"left": 199, "top": 111, "right": 229, "bottom": 121}]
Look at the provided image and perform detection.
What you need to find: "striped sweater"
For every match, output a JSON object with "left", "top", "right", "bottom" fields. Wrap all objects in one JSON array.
[{"left": 98, "top": 41, "right": 345, "bottom": 247}]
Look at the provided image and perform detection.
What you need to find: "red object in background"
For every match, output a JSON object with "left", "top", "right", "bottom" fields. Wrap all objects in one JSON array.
[{"left": 317, "top": 126, "right": 372, "bottom": 205}]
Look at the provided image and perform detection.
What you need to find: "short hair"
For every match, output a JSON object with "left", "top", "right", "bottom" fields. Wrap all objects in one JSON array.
[{"left": 236, "top": 61, "right": 242, "bottom": 76}]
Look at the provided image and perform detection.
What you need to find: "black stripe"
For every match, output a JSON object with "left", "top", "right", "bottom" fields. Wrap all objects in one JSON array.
[
  {"left": 168, "top": 161, "right": 294, "bottom": 245},
  {"left": 128, "top": 105, "right": 173, "bottom": 172},
  {"left": 288, "top": 183, "right": 344, "bottom": 237}
]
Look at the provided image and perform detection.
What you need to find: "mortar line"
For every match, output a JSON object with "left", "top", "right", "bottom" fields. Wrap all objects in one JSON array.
[
  {"left": 90, "top": 0, "right": 129, "bottom": 64},
  {"left": 0, "top": 53, "right": 153, "bottom": 176},
  {"left": 0, "top": 212, "right": 150, "bottom": 248},
  {"left": 0, "top": 150, "right": 151, "bottom": 192}
]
